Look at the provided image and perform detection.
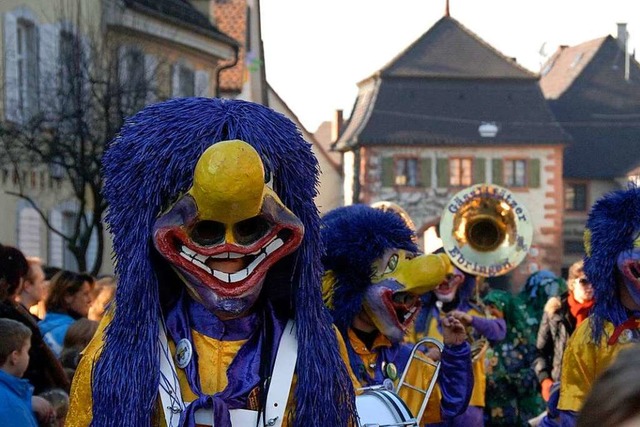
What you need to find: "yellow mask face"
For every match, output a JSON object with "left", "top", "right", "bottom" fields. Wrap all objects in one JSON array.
[{"left": 152, "top": 140, "right": 304, "bottom": 319}]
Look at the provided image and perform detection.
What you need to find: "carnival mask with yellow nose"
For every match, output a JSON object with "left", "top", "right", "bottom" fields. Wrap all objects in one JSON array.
[
  {"left": 152, "top": 140, "right": 304, "bottom": 319},
  {"left": 361, "top": 249, "right": 451, "bottom": 342}
]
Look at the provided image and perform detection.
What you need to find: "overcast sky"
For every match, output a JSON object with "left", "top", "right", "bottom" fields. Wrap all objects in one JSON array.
[{"left": 261, "top": 0, "right": 640, "bottom": 132}]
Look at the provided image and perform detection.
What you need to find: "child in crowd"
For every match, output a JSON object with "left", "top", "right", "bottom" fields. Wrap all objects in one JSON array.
[
  {"left": 59, "top": 318, "right": 99, "bottom": 381},
  {"left": 38, "top": 388, "right": 69, "bottom": 427},
  {"left": 0, "top": 318, "right": 39, "bottom": 426}
]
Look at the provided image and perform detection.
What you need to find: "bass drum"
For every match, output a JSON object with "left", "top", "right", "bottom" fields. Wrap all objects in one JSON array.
[{"left": 356, "top": 389, "right": 417, "bottom": 427}]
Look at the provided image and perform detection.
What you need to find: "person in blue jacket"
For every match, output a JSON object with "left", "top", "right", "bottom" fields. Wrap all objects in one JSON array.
[
  {"left": 39, "top": 271, "right": 94, "bottom": 357},
  {"left": 0, "top": 318, "right": 39, "bottom": 427}
]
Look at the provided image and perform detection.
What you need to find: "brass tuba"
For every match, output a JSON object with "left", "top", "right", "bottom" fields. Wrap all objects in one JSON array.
[{"left": 439, "top": 183, "right": 533, "bottom": 361}]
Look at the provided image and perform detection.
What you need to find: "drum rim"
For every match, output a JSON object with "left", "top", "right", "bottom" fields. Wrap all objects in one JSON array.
[{"left": 363, "top": 389, "right": 414, "bottom": 422}]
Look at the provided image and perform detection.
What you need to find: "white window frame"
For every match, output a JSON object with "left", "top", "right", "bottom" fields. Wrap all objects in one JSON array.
[
  {"left": 504, "top": 159, "right": 527, "bottom": 187},
  {"left": 4, "top": 7, "right": 41, "bottom": 123},
  {"left": 395, "top": 157, "right": 418, "bottom": 187}
]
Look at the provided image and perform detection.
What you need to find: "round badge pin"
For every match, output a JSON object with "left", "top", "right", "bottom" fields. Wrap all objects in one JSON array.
[
  {"left": 175, "top": 338, "right": 193, "bottom": 369},
  {"left": 384, "top": 362, "right": 398, "bottom": 381}
]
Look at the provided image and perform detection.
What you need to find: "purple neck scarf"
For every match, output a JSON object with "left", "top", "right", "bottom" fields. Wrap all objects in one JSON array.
[{"left": 165, "top": 291, "right": 285, "bottom": 427}]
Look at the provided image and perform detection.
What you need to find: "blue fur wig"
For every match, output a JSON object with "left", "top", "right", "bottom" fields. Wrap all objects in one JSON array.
[
  {"left": 586, "top": 184, "right": 640, "bottom": 343},
  {"left": 321, "top": 204, "right": 418, "bottom": 331},
  {"left": 94, "top": 98, "right": 355, "bottom": 426}
]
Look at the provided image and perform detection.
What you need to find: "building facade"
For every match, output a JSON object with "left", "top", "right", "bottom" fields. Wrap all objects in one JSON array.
[
  {"left": 335, "top": 16, "right": 571, "bottom": 288},
  {"left": 0, "top": 0, "right": 237, "bottom": 273},
  {"left": 540, "top": 23, "right": 640, "bottom": 273}
]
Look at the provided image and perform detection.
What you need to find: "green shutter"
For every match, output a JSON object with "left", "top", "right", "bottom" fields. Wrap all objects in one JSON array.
[
  {"left": 420, "top": 158, "right": 432, "bottom": 187},
  {"left": 381, "top": 157, "right": 395, "bottom": 187},
  {"left": 492, "top": 159, "right": 503, "bottom": 186},
  {"left": 528, "top": 158, "right": 541, "bottom": 188},
  {"left": 436, "top": 158, "right": 449, "bottom": 188},
  {"left": 472, "top": 158, "right": 486, "bottom": 184}
]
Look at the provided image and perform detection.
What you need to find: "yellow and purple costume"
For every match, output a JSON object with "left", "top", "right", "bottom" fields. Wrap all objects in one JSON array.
[
  {"left": 66, "top": 99, "right": 357, "bottom": 427},
  {"left": 321, "top": 205, "right": 473, "bottom": 426},
  {"left": 546, "top": 186, "right": 640, "bottom": 426},
  {"left": 411, "top": 264, "right": 506, "bottom": 427}
]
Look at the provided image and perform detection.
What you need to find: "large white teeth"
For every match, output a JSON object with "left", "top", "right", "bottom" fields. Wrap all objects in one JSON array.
[
  {"left": 179, "top": 237, "right": 285, "bottom": 284},
  {"left": 209, "top": 252, "right": 244, "bottom": 259},
  {"left": 265, "top": 237, "right": 283, "bottom": 255},
  {"left": 403, "top": 306, "right": 418, "bottom": 322},
  {"left": 180, "top": 246, "right": 208, "bottom": 268}
]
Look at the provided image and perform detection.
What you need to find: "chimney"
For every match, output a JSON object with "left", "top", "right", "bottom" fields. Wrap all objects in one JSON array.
[
  {"left": 618, "top": 23, "right": 630, "bottom": 81},
  {"left": 332, "top": 109, "right": 343, "bottom": 142}
]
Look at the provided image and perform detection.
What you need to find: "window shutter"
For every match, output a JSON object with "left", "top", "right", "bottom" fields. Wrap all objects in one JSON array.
[
  {"left": 117, "top": 45, "right": 128, "bottom": 86},
  {"left": 420, "top": 158, "right": 432, "bottom": 187},
  {"left": 492, "top": 159, "right": 503, "bottom": 186},
  {"left": 195, "top": 70, "right": 210, "bottom": 97},
  {"left": 144, "top": 53, "right": 158, "bottom": 103},
  {"left": 39, "top": 23, "right": 60, "bottom": 114},
  {"left": 17, "top": 205, "right": 41, "bottom": 257},
  {"left": 4, "top": 11, "right": 20, "bottom": 122},
  {"left": 48, "top": 209, "right": 64, "bottom": 268},
  {"left": 472, "top": 157, "right": 486, "bottom": 184},
  {"left": 528, "top": 158, "right": 541, "bottom": 188},
  {"left": 381, "top": 157, "right": 394, "bottom": 187},
  {"left": 84, "top": 213, "right": 98, "bottom": 272},
  {"left": 436, "top": 158, "right": 449, "bottom": 188},
  {"left": 172, "top": 63, "right": 181, "bottom": 97}
]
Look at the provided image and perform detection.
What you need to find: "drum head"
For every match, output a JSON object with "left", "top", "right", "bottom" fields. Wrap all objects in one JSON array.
[{"left": 356, "top": 389, "right": 416, "bottom": 426}]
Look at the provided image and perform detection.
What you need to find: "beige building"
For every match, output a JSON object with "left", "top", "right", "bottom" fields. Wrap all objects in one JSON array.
[
  {"left": 0, "top": 0, "right": 237, "bottom": 273},
  {"left": 0, "top": 0, "right": 343, "bottom": 275},
  {"left": 334, "top": 15, "right": 571, "bottom": 289}
]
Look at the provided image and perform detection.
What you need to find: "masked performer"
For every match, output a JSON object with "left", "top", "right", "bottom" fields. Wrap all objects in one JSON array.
[
  {"left": 483, "top": 289, "right": 543, "bottom": 426},
  {"left": 411, "top": 256, "right": 506, "bottom": 427},
  {"left": 543, "top": 185, "right": 640, "bottom": 426},
  {"left": 66, "top": 98, "right": 357, "bottom": 427},
  {"left": 321, "top": 204, "right": 473, "bottom": 426}
]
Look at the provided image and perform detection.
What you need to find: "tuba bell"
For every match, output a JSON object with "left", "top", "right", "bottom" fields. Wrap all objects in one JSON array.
[{"left": 439, "top": 183, "right": 533, "bottom": 361}]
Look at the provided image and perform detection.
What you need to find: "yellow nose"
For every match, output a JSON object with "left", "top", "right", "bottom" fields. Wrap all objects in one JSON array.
[
  {"left": 190, "top": 140, "right": 266, "bottom": 224},
  {"left": 402, "top": 253, "right": 452, "bottom": 295}
]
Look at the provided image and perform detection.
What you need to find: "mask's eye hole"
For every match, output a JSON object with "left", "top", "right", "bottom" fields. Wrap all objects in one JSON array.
[
  {"left": 191, "top": 221, "right": 225, "bottom": 246},
  {"left": 265, "top": 168, "right": 274, "bottom": 190},
  {"left": 234, "top": 216, "right": 272, "bottom": 245},
  {"left": 384, "top": 254, "right": 399, "bottom": 274}
]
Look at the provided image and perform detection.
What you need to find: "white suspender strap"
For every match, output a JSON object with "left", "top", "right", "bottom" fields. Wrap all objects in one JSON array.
[
  {"left": 262, "top": 319, "right": 297, "bottom": 427},
  {"left": 158, "top": 319, "right": 298, "bottom": 427},
  {"left": 158, "top": 321, "right": 186, "bottom": 427}
]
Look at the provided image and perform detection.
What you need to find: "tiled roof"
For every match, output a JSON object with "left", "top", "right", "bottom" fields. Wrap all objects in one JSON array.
[
  {"left": 125, "top": 0, "right": 237, "bottom": 46},
  {"left": 541, "top": 36, "right": 640, "bottom": 179},
  {"left": 374, "top": 16, "right": 535, "bottom": 80},
  {"left": 213, "top": 0, "right": 246, "bottom": 93},
  {"left": 335, "top": 78, "right": 570, "bottom": 150},
  {"left": 334, "top": 16, "right": 569, "bottom": 151},
  {"left": 539, "top": 38, "right": 606, "bottom": 100}
]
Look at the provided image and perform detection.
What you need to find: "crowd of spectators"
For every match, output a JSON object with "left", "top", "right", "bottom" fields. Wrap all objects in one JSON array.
[{"left": 0, "top": 244, "right": 115, "bottom": 426}]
